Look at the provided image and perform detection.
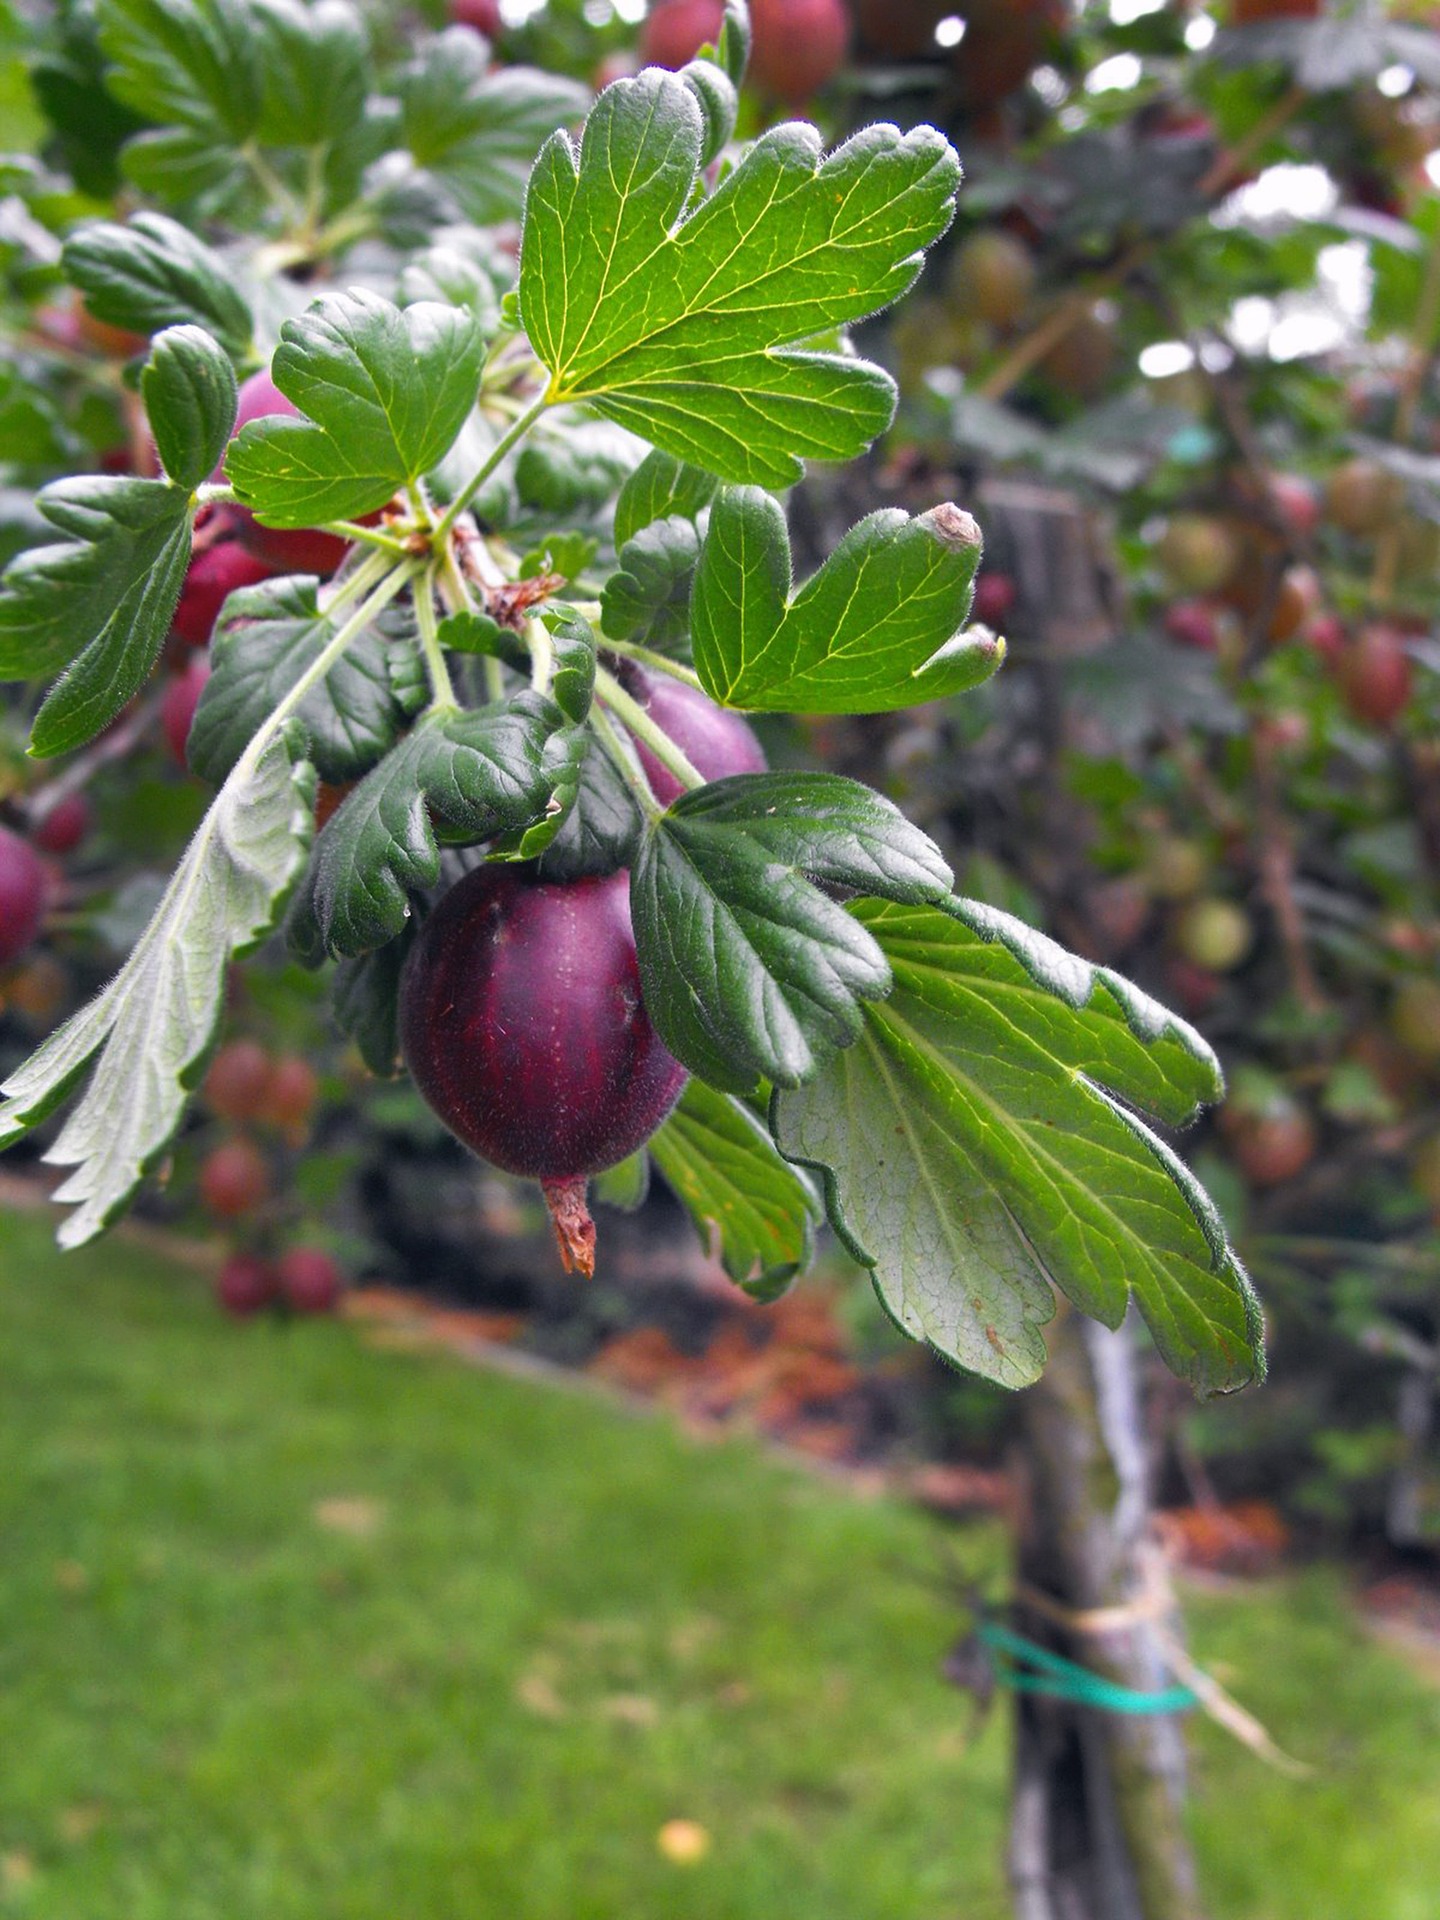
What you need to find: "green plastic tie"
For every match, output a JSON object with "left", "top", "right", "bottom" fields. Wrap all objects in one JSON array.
[{"left": 978, "top": 1619, "right": 1199, "bottom": 1716}]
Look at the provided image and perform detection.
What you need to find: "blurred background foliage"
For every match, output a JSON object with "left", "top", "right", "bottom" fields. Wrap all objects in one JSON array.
[{"left": 0, "top": 0, "right": 1438, "bottom": 1569}]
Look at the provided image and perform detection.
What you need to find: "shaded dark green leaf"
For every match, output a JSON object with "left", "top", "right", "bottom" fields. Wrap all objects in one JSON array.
[
  {"left": 398, "top": 27, "right": 587, "bottom": 226},
  {"left": 62, "top": 212, "right": 254, "bottom": 361},
  {"left": 614, "top": 448, "right": 718, "bottom": 549},
  {"left": 332, "top": 925, "right": 415, "bottom": 1078},
  {"left": 288, "top": 692, "right": 578, "bottom": 960},
  {"left": 533, "top": 731, "right": 643, "bottom": 881},
  {"left": 141, "top": 324, "right": 237, "bottom": 489},
  {"left": 600, "top": 517, "right": 698, "bottom": 653},
  {"left": 0, "top": 475, "right": 192, "bottom": 757},
  {"left": 189, "top": 575, "right": 424, "bottom": 785},
  {"left": 97, "top": 0, "right": 263, "bottom": 139},
  {"left": 631, "top": 773, "right": 952, "bottom": 1092},
  {"left": 650, "top": 1078, "right": 819, "bottom": 1296}
]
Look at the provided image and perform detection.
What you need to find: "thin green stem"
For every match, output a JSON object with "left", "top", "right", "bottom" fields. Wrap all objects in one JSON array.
[
  {"left": 242, "top": 142, "right": 305, "bottom": 225},
  {"left": 594, "top": 663, "right": 706, "bottom": 793},
  {"left": 235, "top": 561, "right": 419, "bottom": 783},
  {"left": 590, "top": 700, "right": 662, "bottom": 823},
  {"left": 598, "top": 639, "right": 705, "bottom": 691},
  {"left": 414, "top": 571, "right": 458, "bottom": 712},
  {"left": 437, "top": 545, "right": 504, "bottom": 702},
  {"left": 317, "top": 546, "right": 395, "bottom": 625},
  {"left": 322, "top": 517, "right": 413, "bottom": 557},
  {"left": 195, "top": 483, "right": 237, "bottom": 507},
  {"left": 435, "top": 390, "right": 550, "bottom": 541}
]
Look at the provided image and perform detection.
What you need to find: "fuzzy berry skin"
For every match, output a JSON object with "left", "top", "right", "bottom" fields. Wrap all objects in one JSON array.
[
  {"left": 0, "top": 825, "right": 48, "bottom": 965},
  {"left": 630, "top": 671, "right": 767, "bottom": 806},
  {"left": 400, "top": 866, "right": 687, "bottom": 1180},
  {"left": 172, "top": 541, "right": 276, "bottom": 651}
]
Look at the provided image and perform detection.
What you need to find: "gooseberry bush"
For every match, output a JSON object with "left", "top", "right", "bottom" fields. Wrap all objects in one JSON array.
[{"left": 0, "top": 0, "right": 1264, "bottom": 1396}]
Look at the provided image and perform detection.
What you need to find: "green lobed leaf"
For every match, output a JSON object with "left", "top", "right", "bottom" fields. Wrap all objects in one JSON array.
[
  {"left": 600, "top": 517, "right": 699, "bottom": 653},
  {"left": 331, "top": 926, "right": 416, "bottom": 1078},
  {"left": 225, "top": 290, "right": 487, "bottom": 528},
  {"left": 398, "top": 27, "right": 588, "bottom": 227},
  {"left": 141, "top": 324, "right": 238, "bottom": 489},
  {"left": 518, "top": 73, "right": 960, "bottom": 486},
  {"left": 771, "top": 897, "right": 1264, "bottom": 1396},
  {"left": 630, "top": 772, "right": 953, "bottom": 1093},
  {"left": 533, "top": 731, "right": 643, "bottom": 882},
  {"left": 692, "top": 487, "right": 1001, "bottom": 714},
  {"left": 434, "top": 609, "right": 528, "bottom": 666},
  {"left": 0, "top": 732, "right": 315, "bottom": 1248},
  {"left": 61, "top": 212, "right": 254, "bottom": 361},
  {"left": 0, "top": 475, "right": 192, "bottom": 757},
  {"left": 650, "top": 1078, "right": 819, "bottom": 1298},
  {"left": 676, "top": 49, "right": 738, "bottom": 171},
  {"left": 593, "top": 1150, "right": 650, "bottom": 1213},
  {"left": 98, "top": 0, "right": 263, "bottom": 139},
  {"left": 613, "top": 448, "right": 718, "bottom": 549},
  {"left": 398, "top": 243, "right": 504, "bottom": 339},
  {"left": 515, "top": 417, "right": 646, "bottom": 516},
  {"left": 250, "top": 0, "right": 370, "bottom": 151},
  {"left": 541, "top": 605, "right": 597, "bottom": 726},
  {"left": 188, "top": 576, "right": 425, "bottom": 786},
  {"left": 288, "top": 692, "right": 583, "bottom": 961},
  {"left": 119, "top": 127, "right": 250, "bottom": 213}
]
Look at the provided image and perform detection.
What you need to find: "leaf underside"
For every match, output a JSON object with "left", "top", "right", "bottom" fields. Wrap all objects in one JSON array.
[
  {"left": 772, "top": 897, "right": 1263, "bottom": 1395},
  {"left": 0, "top": 733, "right": 315, "bottom": 1247},
  {"left": 650, "top": 1077, "right": 819, "bottom": 1299}
]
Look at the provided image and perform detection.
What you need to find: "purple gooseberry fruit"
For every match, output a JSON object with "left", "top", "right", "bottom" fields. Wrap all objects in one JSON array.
[
  {"left": 161, "top": 656, "right": 211, "bottom": 769},
  {"left": 30, "top": 791, "right": 91, "bottom": 857},
  {"left": 629, "top": 669, "right": 766, "bottom": 805},
  {"left": 0, "top": 824, "right": 48, "bottom": 965},
  {"left": 276, "top": 1246, "right": 343, "bottom": 1315},
  {"left": 399, "top": 865, "right": 687, "bottom": 1273},
  {"left": 216, "top": 1253, "right": 279, "bottom": 1317}
]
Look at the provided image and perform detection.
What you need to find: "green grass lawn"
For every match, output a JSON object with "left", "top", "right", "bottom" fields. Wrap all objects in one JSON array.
[{"left": 2, "top": 1206, "right": 1438, "bottom": 1919}]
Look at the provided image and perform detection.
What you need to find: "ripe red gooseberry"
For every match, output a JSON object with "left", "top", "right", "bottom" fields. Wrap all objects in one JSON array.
[
  {"left": 640, "top": 0, "right": 724, "bottom": 68},
  {"left": 30, "top": 791, "right": 91, "bottom": 857},
  {"left": 276, "top": 1247, "right": 344, "bottom": 1315},
  {"left": 203, "top": 1040, "right": 274, "bottom": 1123},
  {"left": 172, "top": 541, "right": 276, "bottom": 652},
  {"left": 748, "top": 0, "right": 851, "bottom": 105},
  {"left": 199, "top": 1138, "right": 271, "bottom": 1220},
  {"left": 216, "top": 1252, "right": 279, "bottom": 1317},
  {"left": 161, "top": 657, "right": 212, "bottom": 768},
  {"left": 0, "top": 825, "right": 49, "bottom": 966}
]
